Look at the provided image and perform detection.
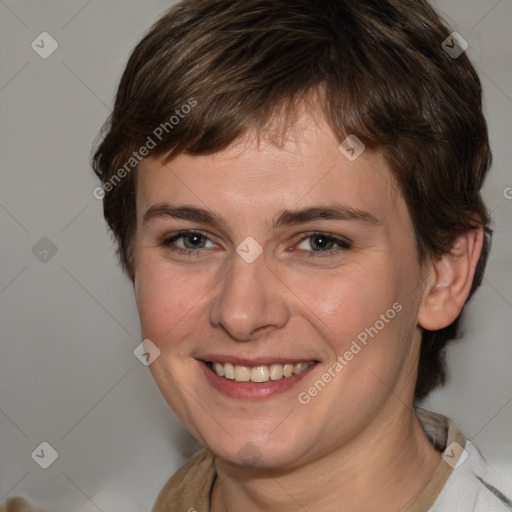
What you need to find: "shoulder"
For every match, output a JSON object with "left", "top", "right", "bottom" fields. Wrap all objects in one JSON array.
[
  {"left": 152, "top": 447, "right": 216, "bottom": 512},
  {"left": 0, "top": 496, "right": 45, "bottom": 512},
  {"left": 431, "top": 440, "right": 512, "bottom": 512},
  {"left": 473, "top": 480, "right": 512, "bottom": 512}
]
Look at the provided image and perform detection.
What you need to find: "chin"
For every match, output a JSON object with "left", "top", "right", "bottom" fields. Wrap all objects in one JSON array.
[{"left": 200, "top": 423, "right": 313, "bottom": 470}]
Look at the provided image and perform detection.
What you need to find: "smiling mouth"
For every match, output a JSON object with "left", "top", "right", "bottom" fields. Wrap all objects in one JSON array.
[{"left": 205, "top": 361, "right": 315, "bottom": 383}]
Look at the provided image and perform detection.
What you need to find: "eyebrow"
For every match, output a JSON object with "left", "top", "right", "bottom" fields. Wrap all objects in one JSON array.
[{"left": 143, "top": 203, "right": 380, "bottom": 231}]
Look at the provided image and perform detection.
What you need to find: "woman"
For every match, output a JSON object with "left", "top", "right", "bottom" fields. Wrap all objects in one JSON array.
[
  {"left": 4, "top": 0, "right": 509, "bottom": 510},
  {"left": 91, "top": 1, "right": 511, "bottom": 510}
]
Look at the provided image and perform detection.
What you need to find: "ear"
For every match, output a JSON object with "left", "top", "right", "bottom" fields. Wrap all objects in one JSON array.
[{"left": 418, "top": 227, "right": 484, "bottom": 331}]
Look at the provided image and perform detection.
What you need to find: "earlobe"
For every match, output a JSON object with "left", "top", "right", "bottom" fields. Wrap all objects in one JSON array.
[{"left": 418, "top": 227, "right": 484, "bottom": 331}]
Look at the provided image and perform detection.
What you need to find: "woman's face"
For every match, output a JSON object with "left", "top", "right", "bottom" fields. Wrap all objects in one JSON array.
[{"left": 134, "top": 109, "right": 427, "bottom": 469}]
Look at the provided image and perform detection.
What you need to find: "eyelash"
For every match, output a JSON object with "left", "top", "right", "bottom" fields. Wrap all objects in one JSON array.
[{"left": 160, "top": 230, "right": 352, "bottom": 258}]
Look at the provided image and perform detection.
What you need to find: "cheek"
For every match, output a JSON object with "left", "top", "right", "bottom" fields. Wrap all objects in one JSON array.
[
  {"left": 287, "top": 263, "right": 402, "bottom": 349},
  {"left": 293, "top": 261, "right": 419, "bottom": 404},
  {"left": 135, "top": 253, "right": 205, "bottom": 346}
]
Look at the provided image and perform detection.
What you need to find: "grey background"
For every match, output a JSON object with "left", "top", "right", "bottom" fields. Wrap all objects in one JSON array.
[{"left": 0, "top": 1, "right": 511, "bottom": 510}]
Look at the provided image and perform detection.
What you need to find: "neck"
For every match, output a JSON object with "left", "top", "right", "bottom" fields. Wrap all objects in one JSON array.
[{"left": 210, "top": 405, "right": 441, "bottom": 512}]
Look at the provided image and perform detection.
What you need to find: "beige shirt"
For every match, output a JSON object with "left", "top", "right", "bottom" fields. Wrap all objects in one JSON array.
[{"left": 151, "top": 409, "right": 512, "bottom": 512}]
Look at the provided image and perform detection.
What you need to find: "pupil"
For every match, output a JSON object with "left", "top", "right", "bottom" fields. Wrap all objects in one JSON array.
[
  {"left": 312, "top": 235, "right": 332, "bottom": 251},
  {"left": 185, "top": 233, "right": 205, "bottom": 249}
]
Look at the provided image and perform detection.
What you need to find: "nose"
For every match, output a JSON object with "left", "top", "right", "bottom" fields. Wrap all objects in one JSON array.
[{"left": 209, "top": 250, "right": 291, "bottom": 342}]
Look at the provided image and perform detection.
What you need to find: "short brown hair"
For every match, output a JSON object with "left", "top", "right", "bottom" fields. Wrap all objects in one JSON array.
[{"left": 92, "top": 0, "right": 492, "bottom": 401}]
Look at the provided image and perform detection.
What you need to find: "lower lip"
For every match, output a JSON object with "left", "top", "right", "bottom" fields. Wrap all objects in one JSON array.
[{"left": 199, "top": 361, "right": 318, "bottom": 400}]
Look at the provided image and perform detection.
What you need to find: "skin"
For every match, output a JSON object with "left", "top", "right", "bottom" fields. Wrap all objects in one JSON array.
[{"left": 133, "top": 106, "right": 483, "bottom": 511}]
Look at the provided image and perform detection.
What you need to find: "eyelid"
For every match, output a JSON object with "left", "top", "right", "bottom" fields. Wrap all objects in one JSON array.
[
  {"left": 294, "top": 231, "right": 352, "bottom": 258},
  {"left": 162, "top": 229, "right": 219, "bottom": 247},
  {"left": 296, "top": 231, "right": 351, "bottom": 247}
]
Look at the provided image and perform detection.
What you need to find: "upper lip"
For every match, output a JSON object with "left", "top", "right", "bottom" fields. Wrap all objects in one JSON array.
[{"left": 198, "top": 355, "right": 318, "bottom": 366}]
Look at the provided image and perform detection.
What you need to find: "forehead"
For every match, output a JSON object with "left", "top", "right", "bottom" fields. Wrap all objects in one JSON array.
[{"left": 136, "top": 108, "right": 403, "bottom": 228}]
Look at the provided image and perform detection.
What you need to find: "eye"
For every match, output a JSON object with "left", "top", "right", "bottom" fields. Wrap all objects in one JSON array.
[
  {"left": 161, "top": 230, "right": 217, "bottom": 256},
  {"left": 295, "top": 232, "right": 351, "bottom": 257},
  {"left": 160, "top": 230, "right": 351, "bottom": 258}
]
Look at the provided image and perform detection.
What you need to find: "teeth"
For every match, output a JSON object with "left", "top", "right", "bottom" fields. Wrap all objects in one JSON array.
[
  {"left": 224, "top": 362, "right": 235, "bottom": 380},
  {"left": 293, "top": 363, "right": 309, "bottom": 374},
  {"left": 251, "top": 366, "right": 269, "bottom": 383},
  {"left": 269, "top": 364, "right": 283, "bottom": 380},
  {"left": 234, "top": 365, "right": 251, "bottom": 382},
  {"left": 283, "top": 364, "right": 294, "bottom": 377},
  {"left": 209, "top": 361, "right": 314, "bottom": 382},
  {"left": 214, "top": 362, "right": 224, "bottom": 377}
]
